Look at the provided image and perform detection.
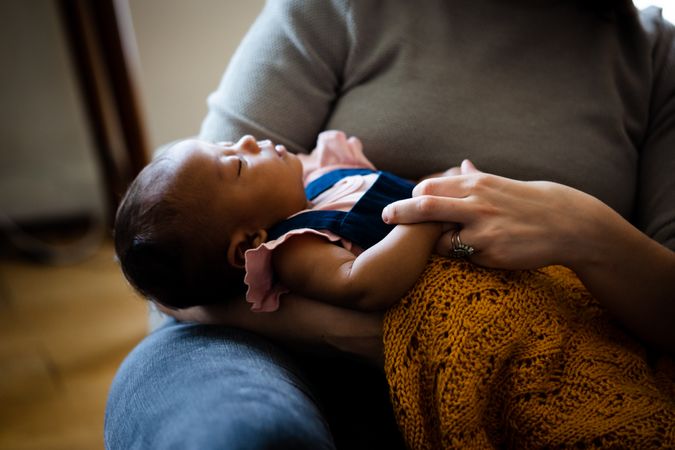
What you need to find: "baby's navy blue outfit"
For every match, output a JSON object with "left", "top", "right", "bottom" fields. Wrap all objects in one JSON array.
[{"left": 270, "top": 169, "right": 414, "bottom": 249}]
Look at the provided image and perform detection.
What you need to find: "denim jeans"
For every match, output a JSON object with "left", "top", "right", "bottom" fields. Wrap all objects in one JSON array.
[{"left": 104, "top": 318, "right": 404, "bottom": 449}]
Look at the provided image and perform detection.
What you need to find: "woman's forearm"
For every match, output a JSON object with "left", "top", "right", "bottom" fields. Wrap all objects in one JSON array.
[
  {"left": 561, "top": 200, "right": 675, "bottom": 354},
  {"left": 157, "top": 294, "right": 385, "bottom": 365},
  {"left": 383, "top": 165, "right": 675, "bottom": 354}
]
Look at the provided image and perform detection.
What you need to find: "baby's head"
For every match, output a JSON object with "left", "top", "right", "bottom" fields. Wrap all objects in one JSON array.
[{"left": 114, "top": 136, "right": 306, "bottom": 309}]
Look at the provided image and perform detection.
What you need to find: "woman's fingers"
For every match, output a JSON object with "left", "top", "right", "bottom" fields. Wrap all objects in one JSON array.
[
  {"left": 153, "top": 301, "right": 216, "bottom": 323},
  {"left": 412, "top": 173, "right": 475, "bottom": 198},
  {"left": 444, "top": 166, "right": 462, "bottom": 176},
  {"left": 461, "top": 159, "right": 480, "bottom": 174},
  {"left": 386, "top": 170, "right": 496, "bottom": 224},
  {"left": 384, "top": 166, "right": 588, "bottom": 270},
  {"left": 383, "top": 195, "right": 473, "bottom": 224}
]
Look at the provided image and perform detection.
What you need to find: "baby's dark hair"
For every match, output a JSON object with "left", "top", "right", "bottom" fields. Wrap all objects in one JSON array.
[{"left": 114, "top": 158, "right": 246, "bottom": 309}]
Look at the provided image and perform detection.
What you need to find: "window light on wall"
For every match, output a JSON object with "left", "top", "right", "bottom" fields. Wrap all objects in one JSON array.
[{"left": 633, "top": 0, "right": 674, "bottom": 21}]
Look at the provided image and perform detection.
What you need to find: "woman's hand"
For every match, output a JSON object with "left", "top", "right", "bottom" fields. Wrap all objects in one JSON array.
[
  {"left": 385, "top": 160, "right": 602, "bottom": 270},
  {"left": 383, "top": 160, "right": 675, "bottom": 354}
]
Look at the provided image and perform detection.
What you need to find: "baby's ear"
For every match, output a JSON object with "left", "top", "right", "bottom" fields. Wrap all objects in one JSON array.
[{"left": 227, "top": 229, "right": 268, "bottom": 268}]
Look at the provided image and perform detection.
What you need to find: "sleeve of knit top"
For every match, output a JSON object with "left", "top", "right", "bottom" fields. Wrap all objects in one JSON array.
[
  {"left": 635, "top": 9, "right": 675, "bottom": 251},
  {"left": 198, "top": 0, "right": 353, "bottom": 154}
]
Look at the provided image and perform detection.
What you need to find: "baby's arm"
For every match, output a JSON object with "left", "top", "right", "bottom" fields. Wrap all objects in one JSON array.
[{"left": 272, "top": 223, "right": 442, "bottom": 310}]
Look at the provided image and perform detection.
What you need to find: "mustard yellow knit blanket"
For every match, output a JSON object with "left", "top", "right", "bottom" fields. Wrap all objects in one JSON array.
[{"left": 383, "top": 256, "right": 675, "bottom": 449}]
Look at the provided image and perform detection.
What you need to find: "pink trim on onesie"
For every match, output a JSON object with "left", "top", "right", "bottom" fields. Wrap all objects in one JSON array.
[{"left": 243, "top": 130, "right": 378, "bottom": 312}]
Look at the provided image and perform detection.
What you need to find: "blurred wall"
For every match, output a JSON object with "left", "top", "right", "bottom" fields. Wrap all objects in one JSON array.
[
  {"left": 0, "top": 0, "right": 104, "bottom": 222},
  {"left": 129, "top": 0, "right": 265, "bottom": 149},
  {"left": 0, "top": 0, "right": 263, "bottom": 223}
]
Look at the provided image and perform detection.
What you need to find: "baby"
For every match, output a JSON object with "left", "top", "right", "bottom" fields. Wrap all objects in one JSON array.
[
  {"left": 114, "top": 130, "right": 442, "bottom": 311},
  {"left": 115, "top": 131, "right": 675, "bottom": 447}
]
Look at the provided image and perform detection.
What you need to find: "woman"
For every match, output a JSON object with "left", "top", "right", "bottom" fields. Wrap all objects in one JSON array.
[{"left": 105, "top": 0, "right": 675, "bottom": 448}]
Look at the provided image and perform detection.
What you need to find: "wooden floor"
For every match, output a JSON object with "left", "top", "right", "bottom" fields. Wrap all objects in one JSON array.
[{"left": 0, "top": 238, "right": 148, "bottom": 450}]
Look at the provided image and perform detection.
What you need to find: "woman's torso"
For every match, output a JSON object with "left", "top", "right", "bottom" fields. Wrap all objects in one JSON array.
[
  {"left": 324, "top": 1, "right": 663, "bottom": 219},
  {"left": 201, "top": 0, "right": 674, "bottom": 245}
]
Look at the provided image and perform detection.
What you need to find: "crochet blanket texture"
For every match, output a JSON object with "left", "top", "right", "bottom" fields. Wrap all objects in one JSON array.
[{"left": 383, "top": 256, "right": 675, "bottom": 449}]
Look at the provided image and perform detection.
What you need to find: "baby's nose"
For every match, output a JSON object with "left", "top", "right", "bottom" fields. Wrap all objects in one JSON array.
[{"left": 236, "top": 135, "right": 261, "bottom": 154}]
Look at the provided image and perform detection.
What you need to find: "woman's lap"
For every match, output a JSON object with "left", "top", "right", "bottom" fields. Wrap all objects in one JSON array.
[
  {"left": 104, "top": 319, "right": 335, "bottom": 450},
  {"left": 104, "top": 318, "right": 405, "bottom": 450}
]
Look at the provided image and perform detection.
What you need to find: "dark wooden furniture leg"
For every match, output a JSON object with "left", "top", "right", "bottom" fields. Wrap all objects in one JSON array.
[{"left": 57, "top": 0, "right": 149, "bottom": 225}]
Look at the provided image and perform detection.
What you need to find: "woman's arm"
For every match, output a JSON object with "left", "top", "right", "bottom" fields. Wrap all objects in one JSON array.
[
  {"left": 382, "top": 17, "right": 675, "bottom": 353},
  {"left": 273, "top": 223, "right": 442, "bottom": 310},
  {"left": 383, "top": 160, "right": 675, "bottom": 354},
  {"left": 199, "top": 0, "right": 352, "bottom": 151},
  {"left": 155, "top": 295, "right": 385, "bottom": 366}
]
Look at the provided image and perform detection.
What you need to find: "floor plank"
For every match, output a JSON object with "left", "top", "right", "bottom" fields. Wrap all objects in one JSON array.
[{"left": 0, "top": 239, "right": 148, "bottom": 450}]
